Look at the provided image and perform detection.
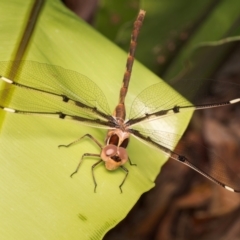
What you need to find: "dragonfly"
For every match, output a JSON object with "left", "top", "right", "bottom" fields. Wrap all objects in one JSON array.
[{"left": 0, "top": 10, "right": 240, "bottom": 193}]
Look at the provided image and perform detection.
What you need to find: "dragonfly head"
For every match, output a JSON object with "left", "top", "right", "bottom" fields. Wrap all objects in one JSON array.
[
  {"left": 101, "top": 145, "right": 128, "bottom": 170},
  {"left": 101, "top": 129, "right": 130, "bottom": 170}
]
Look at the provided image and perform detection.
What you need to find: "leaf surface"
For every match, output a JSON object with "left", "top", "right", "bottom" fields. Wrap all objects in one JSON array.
[{"left": 0, "top": 1, "right": 191, "bottom": 239}]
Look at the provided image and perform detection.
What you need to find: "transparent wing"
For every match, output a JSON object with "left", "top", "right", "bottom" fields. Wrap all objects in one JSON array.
[
  {"left": 128, "top": 79, "right": 240, "bottom": 192},
  {"left": 0, "top": 61, "right": 115, "bottom": 128},
  {"left": 0, "top": 60, "right": 111, "bottom": 114},
  {"left": 128, "top": 79, "right": 240, "bottom": 125},
  {"left": 132, "top": 127, "right": 181, "bottom": 149},
  {"left": 131, "top": 127, "right": 240, "bottom": 192}
]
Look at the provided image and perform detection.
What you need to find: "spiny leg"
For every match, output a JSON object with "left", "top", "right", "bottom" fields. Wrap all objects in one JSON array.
[
  {"left": 59, "top": 133, "right": 103, "bottom": 149},
  {"left": 119, "top": 166, "right": 129, "bottom": 193},
  {"left": 70, "top": 153, "right": 100, "bottom": 178},
  {"left": 92, "top": 160, "right": 103, "bottom": 193},
  {"left": 59, "top": 133, "right": 104, "bottom": 192},
  {"left": 128, "top": 157, "right": 137, "bottom": 166}
]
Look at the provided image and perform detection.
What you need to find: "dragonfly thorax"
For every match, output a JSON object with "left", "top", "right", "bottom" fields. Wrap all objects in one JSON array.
[
  {"left": 114, "top": 104, "right": 126, "bottom": 122},
  {"left": 105, "top": 129, "right": 130, "bottom": 148}
]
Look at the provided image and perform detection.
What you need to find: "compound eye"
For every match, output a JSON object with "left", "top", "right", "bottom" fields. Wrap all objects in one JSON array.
[
  {"left": 108, "top": 134, "right": 119, "bottom": 146},
  {"left": 104, "top": 145, "right": 117, "bottom": 156},
  {"left": 120, "top": 138, "right": 129, "bottom": 148},
  {"left": 118, "top": 147, "right": 128, "bottom": 162}
]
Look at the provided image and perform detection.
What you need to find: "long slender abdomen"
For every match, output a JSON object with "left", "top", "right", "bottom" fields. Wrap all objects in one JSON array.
[{"left": 114, "top": 9, "right": 146, "bottom": 121}]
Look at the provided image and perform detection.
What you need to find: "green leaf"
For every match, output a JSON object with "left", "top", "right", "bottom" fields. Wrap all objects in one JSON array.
[
  {"left": 162, "top": 0, "right": 240, "bottom": 80},
  {"left": 0, "top": 1, "right": 191, "bottom": 239},
  {"left": 103, "top": 0, "right": 240, "bottom": 80}
]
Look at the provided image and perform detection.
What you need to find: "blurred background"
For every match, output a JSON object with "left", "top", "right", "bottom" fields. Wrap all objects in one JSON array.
[{"left": 63, "top": 0, "right": 240, "bottom": 239}]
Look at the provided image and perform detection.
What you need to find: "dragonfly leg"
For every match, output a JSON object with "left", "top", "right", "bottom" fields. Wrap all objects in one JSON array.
[
  {"left": 92, "top": 159, "right": 103, "bottom": 193},
  {"left": 128, "top": 156, "right": 137, "bottom": 166},
  {"left": 59, "top": 133, "right": 103, "bottom": 149},
  {"left": 119, "top": 166, "right": 129, "bottom": 193},
  {"left": 70, "top": 153, "right": 100, "bottom": 178}
]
